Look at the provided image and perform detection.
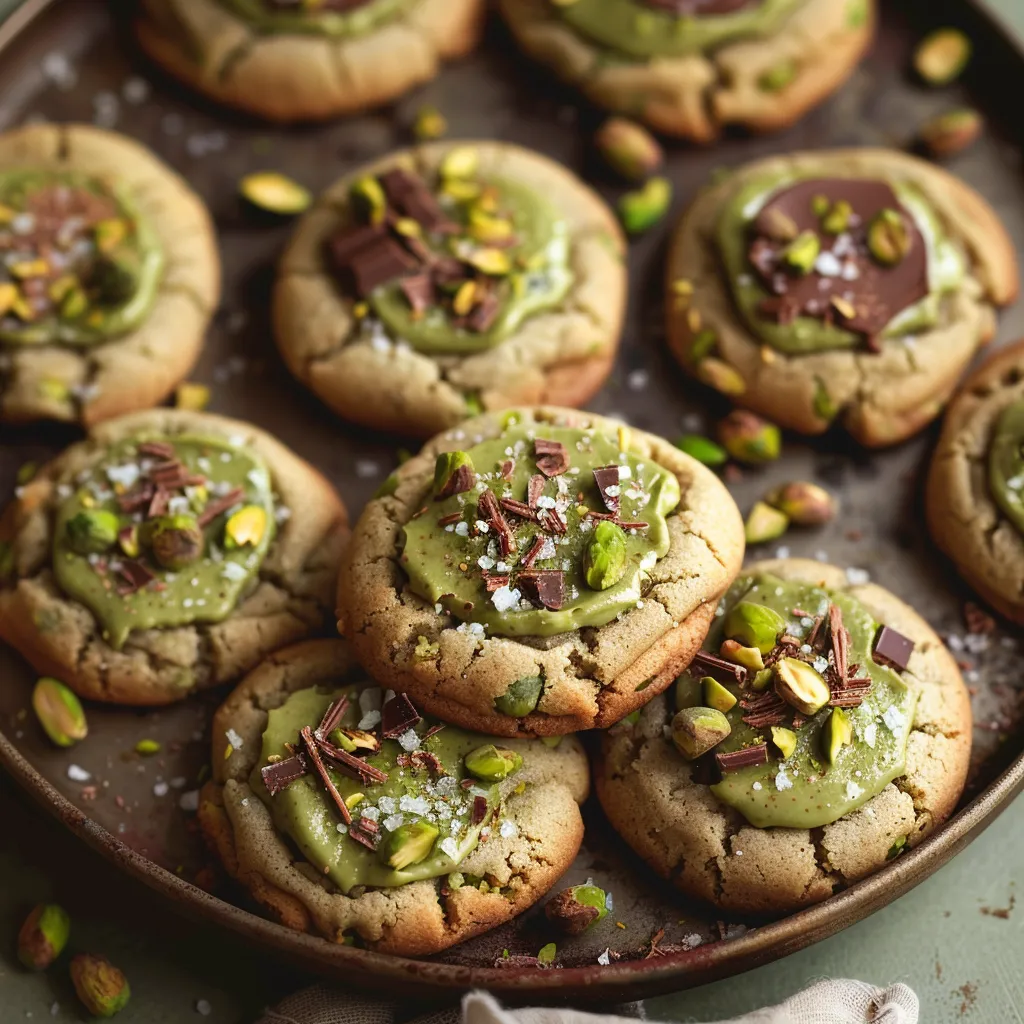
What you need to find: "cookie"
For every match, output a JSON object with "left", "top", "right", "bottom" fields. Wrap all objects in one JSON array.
[
  {"left": 136, "top": 0, "right": 484, "bottom": 123},
  {"left": 666, "top": 148, "right": 1018, "bottom": 447},
  {"left": 198, "top": 638, "right": 590, "bottom": 955},
  {"left": 0, "top": 124, "right": 219, "bottom": 426},
  {"left": 0, "top": 410, "right": 348, "bottom": 705},
  {"left": 927, "top": 339, "right": 1024, "bottom": 625},
  {"left": 498, "top": 0, "right": 875, "bottom": 141},
  {"left": 596, "top": 558, "right": 971, "bottom": 914},
  {"left": 337, "top": 407, "right": 745, "bottom": 736},
  {"left": 273, "top": 142, "right": 626, "bottom": 437}
]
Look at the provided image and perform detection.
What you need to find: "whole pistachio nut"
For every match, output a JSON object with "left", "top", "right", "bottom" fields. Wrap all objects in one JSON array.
[
  {"left": 465, "top": 744, "right": 523, "bottom": 782},
  {"left": 720, "top": 639, "right": 764, "bottom": 671},
  {"left": 867, "top": 209, "right": 911, "bottom": 266},
  {"left": 583, "top": 520, "right": 628, "bottom": 591},
  {"left": 767, "top": 480, "right": 838, "bottom": 526},
  {"left": 823, "top": 706, "right": 853, "bottom": 764},
  {"left": 745, "top": 501, "right": 789, "bottom": 545},
  {"left": 32, "top": 677, "right": 88, "bottom": 748},
  {"left": 674, "top": 435, "right": 727, "bottom": 467},
  {"left": 617, "top": 176, "right": 672, "bottom": 235},
  {"left": 239, "top": 172, "right": 312, "bottom": 215},
  {"left": 771, "top": 725, "right": 797, "bottom": 760},
  {"left": 821, "top": 199, "right": 853, "bottom": 235},
  {"left": 433, "top": 450, "right": 474, "bottom": 493},
  {"left": 494, "top": 675, "right": 543, "bottom": 718},
  {"left": 224, "top": 505, "right": 268, "bottom": 549},
  {"left": 919, "top": 108, "right": 983, "bottom": 158},
  {"left": 545, "top": 884, "right": 608, "bottom": 936},
  {"left": 914, "top": 28, "right": 971, "bottom": 86},
  {"left": 724, "top": 601, "right": 787, "bottom": 654},
  {"left": 671, "top": 706, "right": 731, "bottom": 761},
  {"left": 350, "top": 175, "right": 387, "bottom": 225},
  {"left": 702, "top": 675, "right": 737, "bottom": 713},
  {"left": 148, "top": 514, "right": 204, "bottom": 570},
  {"left": 70, "top": 954, "right": 130, "bottom": 1018},
  {"left": 696, "top": 357, "right": 746, "bottom": 396},
  {"left": 717, "top": 410, "right": 781, "bottom": 465},
  {"left": 17, "top": 904, "right": 70, "bottom": 970},
  {"left": 382, "top": 821, "right": 440, "bottom": 870},
  {"left": 66, "top": 509, "right": 120, "bottom": 555},
  {"left": 594, "top": 117, "right": 664, "bottom": 181},
  {"left": 774, "top": 657, "right": 830, "bottom": 716},
  {"left": 782, "top": 230, "right": 821, "bottom": 275}
]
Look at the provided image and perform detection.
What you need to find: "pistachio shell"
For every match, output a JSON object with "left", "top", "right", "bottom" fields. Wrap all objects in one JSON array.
[
  {"left": 671, "top": 706, "right": 731, "bottom": 761},
  {"left": 17, "top": 904, "right": 70, "bottom": 970},
  {"left": 224, "top": 506, "right": 267, "bottom": 549},
  {"left": 582, "top": 520, "right": 627, "bottom": 591},
  {"left": 745, "top": 501, "right": 789, "bottom": 545},
  {"left": 66, "top": 509, "right": 120, "bottom": 555},
  {"left": 494, "top": 675, "right": 543, "bottom": 718},
  {"left": 381, "top": 821, "right": 440, "bottom": 870},
  {"left": 914, "top": 28, "right": 971, "bottom": 86},
  {"left": 70, "top": 954, "right": 131, "bottom": 1017},
  {"left": 823, "top": 706, "right": 853, "bottom": 764},
  {"left": 771, "top": 725, "right": 797, "bottom": 760},
  {"left": 774, "top": 657, "right": 830, "bottom": 716},
  {"left": 724, "top": 601, "right": 787, "bottom": 654},
  {"left": 240, "top": 172, "right": 312, "bottom": 215},
  {"left": 702, "top": 676, "right": 738, "bottom": 713},
  {"left": 464, "top": 744, "right": 523, "bottom": 782}
]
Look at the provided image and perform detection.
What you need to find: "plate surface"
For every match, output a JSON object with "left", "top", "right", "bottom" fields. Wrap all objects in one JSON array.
[{"left": 2, "top": 0, "right": 1024, "bottom": 1002}]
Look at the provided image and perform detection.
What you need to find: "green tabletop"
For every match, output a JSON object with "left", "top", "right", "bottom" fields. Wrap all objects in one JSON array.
[{"left": 2, "top": 1, "right": 1024, "bottom": 1021}]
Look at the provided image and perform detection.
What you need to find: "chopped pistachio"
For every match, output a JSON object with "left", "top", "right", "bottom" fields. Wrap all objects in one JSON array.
[
  {"left": 583, "top": 520, "right": 627, "bottom": 591},
  {"left": 118, "top": 524, "right": 140, "bottom": 558},
  {"left": 350, "top": 175, "right": 387, "bottom": 225},
  {"left": 70, "top": 954, "right": 131, "bottom": 1017},
  {"left": 381, "top": 821, "right": 440, "bottom": 870},
  {"left": 914, "top": 28, "right": 971, "bottom": 86},
  {"left": 767, "top": 481, "right": 838, "bottom": 526},
  {"left": 774, "top": 657, "right": 830, "bottom": 716},
  {"left": 440, "top": 146, "right": 479, "bottom": 180},
  {"left": 135, "top": 739, "right": 161, "bottom": 756},
  {"left": 671, "top": 706, "right": 731, "bottom": 760},
  {"left": 618, "top": 176, "right": 671, "bottom": 234},
  {"left": 674, "top": 435, "right": 727, "bottom": 467},
  {"left": 468, "top": 248, "right": 511, "bottom": 276},
  {"left": 717, "top": 410, "right": 781, "bottom": 465},
  {"left": 345, "top": 792, "right": 365, "bottom": 811},
  {"left": 702, "top": 676, "right": 737, "bottom": 714},
  {"left": 745, "top": 501, "right": 789, "bottom": 545},
  {"left": 468, "top": 209, "right": 514, "bottom": 243},
  {"left": 919, "top": 108, "right": 983, "bottom": 158},
  {"left": 240, "top": 172, "right": 312, "bottom": 215},
  {"left": 464, "top": 744, "right": 523, "bottom": 782},
  {"left": 758, "top": 59, "right": 798, "bottom": 92},
  {"left": 17, "top": 904, "right": 70, "bottom": 971},
  {"left": 720, "top": 639, "right": 764, "bottom": 671},
  {"left": 724, "top": 601, "right": 786, "bottom": 654},
  {"left": 867, "top": 208, "right": 910, "bottom": 266},
  {"left": 537, "top": 942, "right": 558, "bottom": 965},
  {"left": 414, "top": 635, "right": 440, "bottom": 660},
  {"left": 32, "top": 677, "right": 87, "bottom": 748},
  {"left": 149, "top": 514, "right": 204, "bottom": 570},
  {"left": 545, "top": 884, "right": 608, "bottom": 935},
  {"left": 224, "top": 506, "right": 267, "bottom": 549},
  {"left": 782, "top": 230, "right": 821, "bottom": 275},
  {"left": 830, "top": 296, "right": 856, "bottom": 321},
  {"left": 823, "top": 706, "right": 853, "bottom": 763},
  {"left": 811, "top": 194, "right": 831, "bottom": 217},
  {"left": 494, "top": 675, "right": 543, "bottom": 718},
  {"left": 453, "top": 280, "right": 477, "bottom": 316},
  {"left": 696, "top": 357, "right": 745, "bottom": 396},
  {"left": 433, "top": 450, "right": 474, "bottom": 493},
  {"left": 67, "top": 510, "right": 120, "bottom": 555},
  {"left": 771, "top": 726, "right": 797, "bottom": 760},
  {"left": 821, "top": 199, "right": 852, "bottom": 235},
  {"left": 175, "top": 382, "right": 210, "bottom": 411}
]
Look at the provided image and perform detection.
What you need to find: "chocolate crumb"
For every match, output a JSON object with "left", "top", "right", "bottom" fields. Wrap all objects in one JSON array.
[{"left": 534, "top": 439, "right": 570, "bottom": 477}]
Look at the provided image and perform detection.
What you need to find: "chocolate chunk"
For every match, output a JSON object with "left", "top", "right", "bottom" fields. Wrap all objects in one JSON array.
[
  {"left": 873, "top": 625, "right": 915, "bottom": 671},
  {"left": 519, "top": 569, "right": 565, "bottom": 610},
  {"left": 479, "top": 489, "right": 517, "bottom": 557},
  {"left": 261, "top": 754, "right": 309, "bottom": 796},
  {"left": 381, "top": 692, "right": 422, "bottom": 739},
  {"left": 378, "top": 168, "right": 455, "bottom": 234},
  {"left": 350, "top": 237, "right": 420, "bottom": 297},
  {"left": 534, "top": 439, "right": 570, "bottom": 477},
  {"left": 472, "top": 795, "right": 488, "bottom": 825},
  {"left": 400, "top": 272, "right": 435, "bottom": 316},
  {"left": 467, "top": 289, "right": 502, "bottom": 333},
  {"left": 592, "top": 465, "right": 621, "bottom": 514},
  {"left": 117, "top": 482, "right": 156, "bottom": 514},
  {"left": 715, "top": 744, "right": 769, "bottom": 772},
  {"left": 328, "top": 222, "right": 388, "bottom": 267},
  {"left": 196, "top": 487, "right": 245, "bottom": 527},
  {"left": 116, "top": 559, "right": 154, "bottom": 596},
  {"left": 527, "top": 474, "right": 545, "bottom": 508},
  {"left": 435, "top": 463, "right": 474, "bottom": 500}
]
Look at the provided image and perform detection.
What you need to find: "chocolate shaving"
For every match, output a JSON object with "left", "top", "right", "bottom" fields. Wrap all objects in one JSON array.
[
  {"left": 116, "top": 559, "right": 154, "bottom": 596},
  {"left": 300, "top": 726, "right": 352, "bottom": 825},
  {"left": 117, "top": 482, "right": 156, "bottom": 514},
  {"left": 197, "top": 487, "right": 245, "bottom": 527},
  {"left": 742, "top": 710, "right": 788, "bottom": 728},
  {"left": 499, "top": 460, "right": 514, "bottom": 480},
  {"left": 138, "top": 441, "right": 175, "bottom": 459},
  {"left": 518, "top": 569, "right": 565, "bottom": 610},
  {"left": 483, "top": 572, "right": 511, "bottom": 592},
  {"left": 592, "top": 466, "right": 621, "bottom": 514},
  {"left": 348, "top": 824, "right": 380, "bottom": 851},
  {"left": 828, "top": 604, "right": 849, "bottom": 684},
  {"left": 613, "top": 520, "right": 650, "bottom": 531},
  {"left": 691, "top": 651, "right": 748, "bottom": 687},
  {"left": 411, "top": 751, "right": 446, "bottom": 775},
  {"left": 479, "top": 489, "right": 517, "bottom": 557},
  {"left": 260, "top": 754, "right": 309, "bottom": 796},
  {"left": 318, "top": 740, "right": 389, "bottom": 785},
  {"left": 537, "top": 509, "right": 567, "bottom": 535},
  {"left": 534, "top": 439, "right": 570, "bottom": 478},
  {"left": 807, "top": 615, "right": 825, "bottom": 650},
  {"left": 873, "top": 625, "right": 915, "bottom": 672},
  {"left": 527, "top": 474, "right": 546, "bottom": 508},
  {"left": 472, "top": 795, "right": 488, "bottom": 825},
  {"left": 422, "top": 723, "right": 446, "bottom": 740},
  {"left": 467, "top": 288, "right": 502, "bottom": 334},
  {"left": 499, "top": 497, "right": 539, "bottom": 523},
  {"left": 315, "top": 697, "right": 349, "bottom": 741},
  {"left": 382, "top": 692, "right": 422, "bottom": 739},
  {"left": 438, "top": 512, "right": 463, "bottom": 527},
  {"left": 147, "top": 487, "right": 170, "bottom": 519},
  {"left": 399, "top": 272, "right": 435, "bottom": 316},
  {"left": 435, "top": 463, "right": 474, "bottom": 500},
  {"left": 715, "top": 744, "right": 769, "bottom": 772},
  {"left": 521, "top": 534, "right": 547, "bottom": 569}
]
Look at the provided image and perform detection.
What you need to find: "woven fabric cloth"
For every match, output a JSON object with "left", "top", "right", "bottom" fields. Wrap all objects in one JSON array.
[{"left": 256, "top": 979, "right": 919, "bottom": 1024}]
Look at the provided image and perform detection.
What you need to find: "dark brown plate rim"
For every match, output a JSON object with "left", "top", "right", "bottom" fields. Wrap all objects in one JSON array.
[{"left": 3, "top": 0, "right": 1024, "bottom": 1003}]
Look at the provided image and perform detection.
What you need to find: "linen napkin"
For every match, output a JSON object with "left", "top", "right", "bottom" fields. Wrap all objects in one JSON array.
[{"left": 256, "top": 979, "right": 919, "bottom": 1024}]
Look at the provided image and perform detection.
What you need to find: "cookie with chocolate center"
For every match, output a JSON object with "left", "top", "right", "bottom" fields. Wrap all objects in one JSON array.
[
  {"left": 596, "top": 558, "right": 971, "bottom": 913},
  {"left": 337, "top": 407, "right": 745, "bottom": 736},
  {"left": 666, "top": 149, "right": 1018, "bottom": 446},
  {"left": 499, "top": 0, "right": 875, "bottom": 140},
  {"left": 0, "top": 410, "right": 348, "bottom": 705},
  {"left": 274, "top": 143, "right": 626, "bottom": 437},
  {"left": 927, "top": 339, "right": 1024, "bottom": 625},
  {"left": 135, "top": 0, "right": 484, "bottom": 123},
  {"left": 199, "top": 639, "right": 589, "bottom": 954},
  {"left": 0, "top": 124, "right": 219, "bottom": 425}
]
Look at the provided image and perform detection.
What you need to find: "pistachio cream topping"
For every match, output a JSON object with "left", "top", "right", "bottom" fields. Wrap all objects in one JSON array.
[
  {"left": 401, "top": 419, "right": 681, "bottom": 638},
  {"left": 254, "top": 684, "right": 526, "bottom": 894},
  {"left": 53, "top": 435, "right": 276, "bottom": 649},
  {"left": 988, "top": 397, "right": 1024, "bottom": 538},
  {"left": 218, "top": 0, "right": 414, "bottom": 37},
  {"left": 717, "top": 174, "right": 966, "bottom": 355},
  {"left": 0, "top": 171, "right": 164, "bottom": 347},
  {"left": 328, "top": 148, "right": 573, "bottom": 355},
  {"left": 670, "top": 572, "right": 917, "bottom": 829},
  {"left": 554, "top": 0, "right": 803, "bottom": 61}
]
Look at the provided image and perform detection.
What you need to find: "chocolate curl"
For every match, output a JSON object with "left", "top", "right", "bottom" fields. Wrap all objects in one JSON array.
[
  {"left": 691, "top": 651, "right": 747, "bottom": 687},
  {"left": 527, "top": 474, "right": 546, "bottom": 508},
  {"left": 197, "top": 487, "right": 246, "bottom": 527},
  {"left": 521, "top": 534, "right": 547, "bottom": 569},
  {"left": 315, "top": 697, "right": 349, "bottom": 741},
  {"left": 300, "top": 726, "right": 352, "bottom": 825},
  {"left": 479, "top": 489, "right": 517, "bottom": 557},
  {"left": 318, "top": 739, "right": 389, "bottom": 786},
  {"left": 116, "top": 560, "right": 154, "bottom": 596},
  {"left": 715, "top": 744, "right": 769, "bottom": 772}
]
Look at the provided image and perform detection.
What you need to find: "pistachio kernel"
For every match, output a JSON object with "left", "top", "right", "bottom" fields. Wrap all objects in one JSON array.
[
  {"left": 545, "top": 884, "right": 608, "bottom": 936},
  {"left": 823, "top": 706, "right": 854, "bottom": 764},
  {"left": 767, "top": 480, "right": 838, "bottom": 526},
  {"left": 919, "top": 108, "right": 983, "bottom": 158},
  {"left": 696, "top": 357, "right": 745, "bottom": 396},
  {"left": 717, "top": 410, "right": 781, "bottom": 465},
  {"left": 350, "top": 175, "right": 387, "bottom": 225},
  {"left": 149, "top": 515, "right": 204, "bottom": 570},
  {"left": 382, "top": 821, "right": 440, "bottom": 870},
  {"left": 175, "top": 381, "right": 210, "bottom": 411},
  {"left": 674, "top": 434, "right": 728, "bottom": 467},
  {"left": 758, "top": 59, "right": 799, "bottom": 92},
  {"left": 440, "top": 146, "right": 479, "bottom": 180},
  {"left": 135, "top": 739, "right": 161, "bottom": 756},
  {"left": 782, "top": 230, "right": 821, "bottom": 275},
  {"left": 821, "top": 199, "right": 853, "bottom": 235},
  {"left": 594, "top": 116, "right": 664, "bottom": 182},
  {"left": 745, "top": 501, "right": 789, "bottom": 545},
  {"left": 811, "top": 194, "right": 831, "bottom": 217},
  {"left": 66, "top": 509, "right": 120, "bottom": 555},
  {"left": 117, "top": 525, "right": 140, "bottom": 559},
  {"left": 70, "top": 954, "right": 131, "bottom": 1017},
  {"left": 224, "top": 506, "right": 267, "bottom": 550},
  {"left": 914, "top": 28, "right": 971, "bottom": 86},
  {"left": 617, "top": 176, "right": 672, "bottom": 235},
  {"left": 468, "top": 248, "right": 511, "bottom": 276},
  {"left": 774, "top": 657, "right": 830, "bottom": 716},
  {"left": 32, "top": 677, "right": 88, "bottom": 748},
  {"left": 771, "top": 725, "right": 797, "bottom": 760},
  {"left": 867, "top": 208, "right": 911, "bottom": 266},
  {"left": 17, "top": 904, "right": 70, "bottom": 971},
  {"left": 751, "top": 668, "right": 774, "bottom": 692},
  {"left": 702, "top": 675, "right": 737, "bottom": 714},
  {"left": 494, "top": 675, "right": 543, "bottom": 718},
  {"left": 671, "top": 706, "right": 731, "bottom": 761},
  {"left": 413, "top": 105, "right": 448, "bottom": 141},
  {"left": 720, "top": 639, "right": 765, "bottom": 671},
  {"left": 724, "top": 601, "right": 787, "bottom": 654},
  {"left": 433, "top": 450, "right": 474, "bottom": 494},
  {"left": 582, "top": 520, "right": 627, "bottom": 591},
  {"left": 464, "top": 744, "right": 523, "bottom": 782},
  {"left": 240, "top": 172, "right": 312, "bottom": 216}
]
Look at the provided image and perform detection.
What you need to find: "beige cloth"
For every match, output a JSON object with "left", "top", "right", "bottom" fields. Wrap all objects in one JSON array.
[{"left": 257, "top": 979, "right": 919, "bottom": 1024}]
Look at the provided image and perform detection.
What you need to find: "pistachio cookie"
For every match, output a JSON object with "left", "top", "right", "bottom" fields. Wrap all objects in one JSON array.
[
  {"left": 273, "top": 143, "right": 626, "bottom": 437},
  {"left": 498, "top": 0, "right": 874, "bottom": 141},
  {"left": 198, "top": 639, "right": 589, "bottom": 954},
  {"left": 926, "top": 340, "right": 1024, "bottom": 625},
  {"left": 596, "top": 558, "right": 971, "bottom": 913},
  {"left": 667, "top": 149, "right": 1017, "bottom": 446},
  {"left": 136, "top": 0, "right": 484, "bottom": 123},
  {"left": 337, "top": 407, "right": 745, "bottom": 736},
  {"left": 0, "top": 410, "right": 347, "bottom": 705},
  {"left": 0, "top": 124, "right": 218, "bottom": 425}
]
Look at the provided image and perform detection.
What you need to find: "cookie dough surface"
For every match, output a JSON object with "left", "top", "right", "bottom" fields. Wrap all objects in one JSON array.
[
  {"left": 199, "top": 639, "right": 589, "bottom": 955},
  {"left": 596, "top": 558, "right": 971, "bottom": 913},
  {"left": 0, "top": 124, "right": 219, "bottom": 426},
  {"left": 337, "top": 407, "right": 745, "bottom": 736},
  {"left": 498, "top": 0, "right": 874, "bottom": 140},
  {"left": 666, "top": 148, "right": 1018, "bottom": 447},
  {"left": 928, "top": 340, "right": 1024, "bottom": 625},
  {"left": 136, "top": 0, "right": 485, "bottom": 123},
  {"left": 274, "top": 143, "right": 626, "bottom": 438},
  {"left": 0, "top": 410, "right": 348, "bottom": 705}
]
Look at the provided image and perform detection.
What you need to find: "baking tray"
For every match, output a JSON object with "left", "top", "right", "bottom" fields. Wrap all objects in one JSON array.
[{"left": 2, "top": 0, "right": 1024, "bottom": 1003}]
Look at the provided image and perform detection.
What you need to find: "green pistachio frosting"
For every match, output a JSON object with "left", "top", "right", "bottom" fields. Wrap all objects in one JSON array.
[
  {"left": 675, "top": 572, "right": 917, "bottom": 829},
  {"left": 988, "top": 398, "right": 1024, "bottom": 537},
  {"left": 0, "top": 171, "right": 164, "bottom": 348},
  {"left": 401, "top": 420, "right": 681, "bottom": 637},
  {"left": 218, "top": 0, "right": 414, "bottom": 37},
  {"left": 53, "top": 434, "right": 275, "bottom": 649},
  {"left": 253, "top": 684, "right": 518, "bottom": 895}
]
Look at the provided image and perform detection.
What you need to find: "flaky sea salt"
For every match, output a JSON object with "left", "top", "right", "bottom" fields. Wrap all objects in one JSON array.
[
  {"left": 67, "top": 764, "right": 91, "bottom": 782},
  {"left": 225, "top": 728, "right": 244, "bottom": 750},
  {"left": 492, "top": 585, "right": 521, "bottom": 612},
  {"left": 775, "top": 769, "right": 793, "bottom": 792},
  {"left": 863, "top": 722, "right": 877, "bottom": 748},
  {"left": 846, "top": 781, "right": 864, "bottom": 801},
  {"left": 440, "top": 837, "right": 460, "bottom": 860}
]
